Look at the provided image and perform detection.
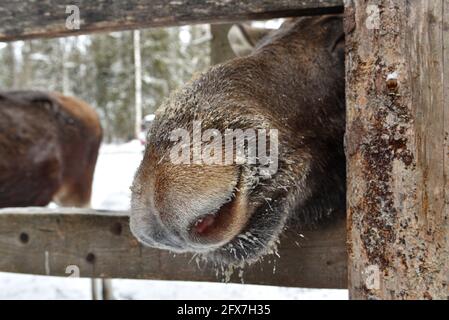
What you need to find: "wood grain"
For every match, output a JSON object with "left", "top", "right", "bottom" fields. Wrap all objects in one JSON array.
[
  {"left": 0, "top": 0, "right": 343, "bottom": 41},
  {"left": 0, "top": 208, "right": 347, "bottom": 289},
  {"left": 345, "top": 0, "right": 449, "bottom": 299}
]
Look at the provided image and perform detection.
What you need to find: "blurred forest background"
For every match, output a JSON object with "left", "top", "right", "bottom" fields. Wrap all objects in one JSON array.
[
  {"left": 0, "top": 20, "right": 282, "bottom": 142},
  {"left": 0, "top": 25, "right": 211, "bottom": 142}
]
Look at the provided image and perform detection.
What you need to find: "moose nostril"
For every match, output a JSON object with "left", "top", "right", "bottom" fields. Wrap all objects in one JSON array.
[
  {"left": 192, "top": 214, "right": 216, "bottom": 236},
  {"left": 188, "top": 187, "right": 244, "bottom": 244}
]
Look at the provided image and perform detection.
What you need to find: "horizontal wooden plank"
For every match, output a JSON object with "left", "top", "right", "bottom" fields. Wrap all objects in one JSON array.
[
  {"left": 0, "top": 0, "right": 344, "bottom": 41},
  {"left": 0, "top": 208, "right": 347, "bottom": 289}
]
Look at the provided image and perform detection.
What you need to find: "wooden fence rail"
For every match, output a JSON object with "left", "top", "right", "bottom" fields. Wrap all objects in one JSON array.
[
  {"left": 0, "top": 0, "right": 343, "bottom": 41},
  {"left": 0, "top": 208, "right": 347, "bottom": 289}
]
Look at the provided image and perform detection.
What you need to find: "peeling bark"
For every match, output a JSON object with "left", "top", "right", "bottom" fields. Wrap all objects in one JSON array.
[{"left": 345, "top": 0, "right": 449, "bottom": 299}]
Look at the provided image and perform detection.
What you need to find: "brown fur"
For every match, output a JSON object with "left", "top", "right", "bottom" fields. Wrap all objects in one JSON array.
[
  {"left": 131, "top": 15, "right": 345, "bottom": 265},
  {"left": 0, "top": 90, "right": 102, "bottom": 208}
]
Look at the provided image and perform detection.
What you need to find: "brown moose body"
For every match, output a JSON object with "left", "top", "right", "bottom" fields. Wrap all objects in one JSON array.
[
  {"left": 131, "top": 16, "right": 345, "bottom": 266},
  {"left": 0, "top": 91, "right": 102, "bottom": 208}
]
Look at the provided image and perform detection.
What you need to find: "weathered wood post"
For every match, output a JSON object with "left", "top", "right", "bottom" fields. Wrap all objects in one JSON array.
[{"left": 345, "top": 0, "right": 449, "bottom": 299}]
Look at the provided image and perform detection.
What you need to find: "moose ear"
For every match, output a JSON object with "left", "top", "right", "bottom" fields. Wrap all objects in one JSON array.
[
  {"left": 227, "top": 24, "right": 271, "bottom": 57},
  {"left": 330, "top": 32, "right": 345, "bottom": 63},
  {"left": 320, "top": 16, "right": 345, "bottom": 62}
]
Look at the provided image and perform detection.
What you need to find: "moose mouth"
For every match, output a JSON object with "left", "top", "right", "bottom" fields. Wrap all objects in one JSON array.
[{"left": 188, "top": 169, "right": 249, "bottom": 248}]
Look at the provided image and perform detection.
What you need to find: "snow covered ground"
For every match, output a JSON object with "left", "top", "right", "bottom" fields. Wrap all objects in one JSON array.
[{"left": 0, "top": 141, "right": 348, "bottom": 300}]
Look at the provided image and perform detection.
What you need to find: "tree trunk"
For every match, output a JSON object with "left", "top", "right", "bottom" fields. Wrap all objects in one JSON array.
[
  {"left": 210, "top": 24, "right": 235, "bottom": 65},
  {"left": 61, "top": 38, "right": 70, "bottom": 95},
  {"left": 133, "top": 29, "right": 142, "bottom": 139},
  {"left": 345, "top": 0, "right": 449, "bottom": 299},
  {"left": 5, "top": 43, "right": 17, "bottom": 88},
  {"left": 18, "top": 42, "right": 32, "bottom": 88}
]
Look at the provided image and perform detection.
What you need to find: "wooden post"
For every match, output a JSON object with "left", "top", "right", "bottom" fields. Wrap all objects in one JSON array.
[{"left": 345, "top": 1, "right": 449, "bottom": 299}]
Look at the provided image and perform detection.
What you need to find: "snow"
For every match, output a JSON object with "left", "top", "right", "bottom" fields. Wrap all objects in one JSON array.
[
  {"left": 0, "top": 141, "right": 348, "bottom": 300},
  {"left": 91, "top": 140, "right": 144, "bottom": 211},
  {"left": 387, "top": 71, "right": 398, "bottom": 81},
  {"left": 112, "top": 280, "right": 347, "bottom": 300},
  {"left": 144, "top": 114, "right": 156, "bottom": 122},
  {"left": 179, "top": 26, "right": 192, "bottom": 44}
]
